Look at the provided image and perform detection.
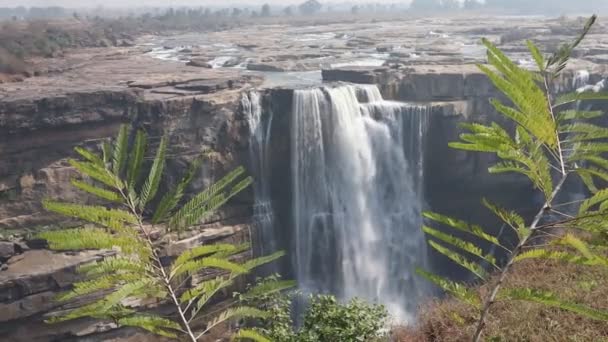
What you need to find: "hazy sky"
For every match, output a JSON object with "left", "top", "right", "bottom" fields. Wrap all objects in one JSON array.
[{"left": 1, "top": 0, "right": 417, "bottom": 7}]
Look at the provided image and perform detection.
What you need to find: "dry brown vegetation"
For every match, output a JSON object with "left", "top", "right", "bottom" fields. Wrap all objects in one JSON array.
[{"left": 398, "top": 239, "right": 608, "bottom": 342}]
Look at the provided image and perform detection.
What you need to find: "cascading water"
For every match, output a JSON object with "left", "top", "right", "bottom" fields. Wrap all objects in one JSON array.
[
  {"left": 242, "top": 91, "right": 277, "bottom": 257},
  {"left": 291, "top": 84, "right": 430, "bottom": 321}
]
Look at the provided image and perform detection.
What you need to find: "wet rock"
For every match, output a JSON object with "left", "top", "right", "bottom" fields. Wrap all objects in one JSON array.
[
  {"left": 0, "top": 241, "right": 15, "bottom": 260},
  {"left": 247, "top": 63, "right": 286, "bottom": 72},
  {"left": 376, "top": 45, "right": 394, "bottom": 53},
  {"left": 186, "top": 58, "right": 213, "bottom": 68}
]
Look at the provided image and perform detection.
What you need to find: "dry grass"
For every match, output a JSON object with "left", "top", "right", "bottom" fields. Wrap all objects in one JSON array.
[{"left": 400, "top": 248, "right": 608, "bottom": 341}]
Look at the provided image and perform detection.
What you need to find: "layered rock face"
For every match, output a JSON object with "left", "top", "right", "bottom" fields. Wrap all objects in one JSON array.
[{"left": 0, "top": 50, "right": 261, "bottom": 341}]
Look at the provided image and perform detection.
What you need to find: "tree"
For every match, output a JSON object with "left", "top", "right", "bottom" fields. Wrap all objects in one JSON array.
[
  {"left": 409, "top": 0, "right": 442, "bottom": 11},
  {"left": 261, "top": 4, "right": 271, "bottom": 17},
  {"left": 298, "top": 0, "right": 322, "bottom": 15},
  {"left": 463, "top": 0, "right": 483, "bottom": 10},
  {"left": 39, "top": 125, "right": 292, "bottom": 342},
  {"left": 283, "top": 6, "right": 294, "bottom": 16},
  {"left": 417, "top": 15, "right": 608, "bottom": 341}
]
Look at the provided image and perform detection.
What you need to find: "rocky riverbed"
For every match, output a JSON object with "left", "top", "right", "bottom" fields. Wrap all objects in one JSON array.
[{"left": 1, "top": 14, "right": 608, "bottom": 341}]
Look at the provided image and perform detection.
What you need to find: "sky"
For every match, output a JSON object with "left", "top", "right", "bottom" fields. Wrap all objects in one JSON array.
[{"left": 1, "top": 0, "right": 418, "bottom": 7}]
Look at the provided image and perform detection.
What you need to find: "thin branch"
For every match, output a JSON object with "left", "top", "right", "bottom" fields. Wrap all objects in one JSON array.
[{"left": 472, "top": 173, "right": 568, "bottom": 342}]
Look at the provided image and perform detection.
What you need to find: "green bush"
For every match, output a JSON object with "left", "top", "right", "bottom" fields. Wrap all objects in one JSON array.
[{"left": 254, "top": 283, "right": 388, "bottom": 342}]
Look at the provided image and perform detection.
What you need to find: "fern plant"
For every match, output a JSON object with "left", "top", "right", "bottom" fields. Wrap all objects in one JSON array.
[
  {"left": 417, "top": 15, "right": 608, "bottom": 342},
  {"left": 39, "top": 124, "right": 292, "bottom": 342}
]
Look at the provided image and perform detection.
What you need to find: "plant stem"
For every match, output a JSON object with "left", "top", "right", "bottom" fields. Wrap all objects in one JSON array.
[
  {"left": 472, "top": 174, "right": 568, "bottom": 342},
  {"left": 119, "top": 189, "right": 199, "bottom": 342}
]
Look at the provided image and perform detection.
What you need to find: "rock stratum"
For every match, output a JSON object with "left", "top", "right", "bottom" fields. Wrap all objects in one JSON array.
[{"left": 1, "top": 14, "right": 608, "bottom": 341}]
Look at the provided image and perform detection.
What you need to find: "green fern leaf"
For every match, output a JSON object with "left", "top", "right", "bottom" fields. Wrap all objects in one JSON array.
[
  {"left": 554, "top": 91, "right": 608, "bottom": 108},
  {"left": 56, "top": 273, "right": 142, "bottom": 301},
  {"left": 557, "top": 110, "right": 603, "bottom": 122},
  {"left": 514, "top": 249, "right": 600, "bottom": 266},
  {"left": 482, "top": 199, "right": 528, "bottom": 239},
  {"left": 423, "top": 212, "right": 502, "bottom": 247},
  {"left": 112, "top": 125, "right": 129, "bottom": 177},
  {"left": 239, "top": 280, "right": 297, "bottom": 301},
  {"left": 71, "top": 179, "right": 122, "bottom": 203},
  {"left": 428, "top": 240, "right": 487, "bottom": 280},
  {"left": 79, "top": 256, "right": 146, "bottom": 277},
  {"left": 69, "top": 159, "right": 122, "bottom": 189},
  {"left": 42, "top": 200, "right": 137, "bottom": 229},
  {"left": 503, "top": 287, "right": 608, "bottom": 321},
  {"left": 205, "top": 307, "right": 269, "bottom": 334},
  {"left": 172, "top": 244, "right": 242, "bottom": 272},
  {"left": 242, "top": 251, "right": 286, "bottom": 271},
  {"left": 579, "top": 189, "right": 608, "bottom": 215},
  {"left": 232, "top": 329, "right": 272, "bottom": 342},
  {"left": 139, "top": 135, "right": 167, "bottom": 209},
  {"left": 38, "top": 227, "right": 135, "bottom": 252},
  {"left": 118, "top": 315, "right": 181, "bottom": 339},
  {"left": 74, "top": 146, "right": 105, "bottom": 167},
  {"left": 171, "top": 257, "right": 248, "bottom": 278},
  {"left": 180, "top": 276, "right": 232, "bottom": 303},
  {"left": 526, "top": 40, "right": 545, "bottom": 71},
  {"left": 170, "top": 166, "right": 249, "bottom": 229},
  {"left": 423, "top": 226, "right": 498, "bottom": 268},
  {"left": 127, "top": 130, "right": 147, "bottom": 187},
  {"left": 152, "top": 158, "right": 201, "bottom": 224},
  {"left": 416, "top": 268, "right": 480, "bottom": 308}
]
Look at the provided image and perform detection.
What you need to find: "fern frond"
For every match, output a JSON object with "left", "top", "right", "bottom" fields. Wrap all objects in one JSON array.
[
  {"left": 180, "top": 276, "right": 232, "bottom": 303},
  {"left": 203, "top": 307, "right": 269, "bottom": 336},
  {"left": 232, "top": 329, "right": 272, "bottom": 342},
  {"left": 526, "top": 40, "right": 545, "bottom": 71},
  {"left": 428, "top": 240, "right": 487, "bottom": 280},
  {"left": 423, "top": 226, "right": 498, "bottom": 268},
  {"left": 557, "top": 110, "right": 603, "bottom": 122},
  {"left": 554, "top": 91, "right": 608, "bottom": 108},
  {"left": 482, "top": 199, "right": 528, "bottom": 239},
  {"left": 78, "top": 256, "right": 146, "bottom": 277},
  {"left": 170, "top": 166, "right": 249, "bottom": 229},
  {"left": 173, "top": 244, "right": 243, "bottom": 272},
  {"left": 127, "top": 130, "right": 147, "bottom": 187},
  {"left": 416, "top": 268, "right": 480, "bottom": 308},
  {"left": 239, "top": 280, "right": 297, "bottom": 301},
  {"left": 69, "top": 159, "right": 122, "bottom": 189},
  {"left": 514, "top": 249, "right": 600, "bottom": 266},
  {"left": 139, "top": 135, "right": 167, "bottom": 209},
  {"left": 112, "top": 125, "right": 129, "bottom": 177},
  {"left": 171, "top": 257, "right": 247, "bottom": 278},
  {"left": 118, "top": 315, "right": 182, "bottom": 338},
  {"left": 71, "top": 179, "right": 122, "bottom": 203},
  {"left": 74, "top": 146, "right": 104, "bottom": 167},
  {"left": 38, "top": 227, "right": 137, "bottom": 252},
  {"left": 557, "top": 234, "right": 594, "bottom": 259},
  {"left": 423, "top": 212, "right": 502, "bottom": 247},
  {"left": 561, "top": 122, "right": 608, "bottom": 142},
  {"left": 152, "top": 158, "right": 201, "bottom": 224},
  {"left": 242, "top": 251, "right": 286, "bottom": 271},
  {"left": 579, "top": 189, "right": 608, "bottom": 215},
  {"left": 546, "top": 15, "right": 597, "bottom": 78},
  {"left": 42, "top": 200, "right": 137, "bottom": 229},
  {"left": 503, "top": 287, "right": 608, "bottom": 321},
  {"left": 56, "top": 273, "right": 142, "bottom": 301},
  {"left": 478, "top": 39, "right": 556, "bottom": 148}
]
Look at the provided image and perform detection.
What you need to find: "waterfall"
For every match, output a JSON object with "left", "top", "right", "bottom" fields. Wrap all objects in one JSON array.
[
  {"left": 291, "top": 84, "right": 429, "bottom": 322},
  {"left": 243, "top": 91, "right": 276, "bottom": 257}
]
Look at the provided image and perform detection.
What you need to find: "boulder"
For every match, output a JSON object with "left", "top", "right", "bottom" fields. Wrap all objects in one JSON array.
[
  {"left": 186, "top": 59, "right": 213, "bottom": 68},
  {"left": 247, "top": 63, "right": 286, "bottom": 72}
]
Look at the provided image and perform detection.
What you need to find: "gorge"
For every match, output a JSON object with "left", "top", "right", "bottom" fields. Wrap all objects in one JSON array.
[{"left": 1, "top": 14, "right": 608, "bottom": 341}]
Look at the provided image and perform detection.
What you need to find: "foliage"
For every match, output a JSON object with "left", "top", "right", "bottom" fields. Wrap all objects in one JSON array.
[
  {"left": 38, "top": 125, "right": 290, "bottom": 342},
  {"left": 417, "top": 15, "right": 608, "bottom": 342},
  {"left": 246, "top": 279, "right": 388, "bottom": 342}
]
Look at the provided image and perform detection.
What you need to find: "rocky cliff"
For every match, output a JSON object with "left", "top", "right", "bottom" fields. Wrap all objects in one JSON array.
[{"left": 0, "top": 48, "right": 263, "bottom": 341}]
